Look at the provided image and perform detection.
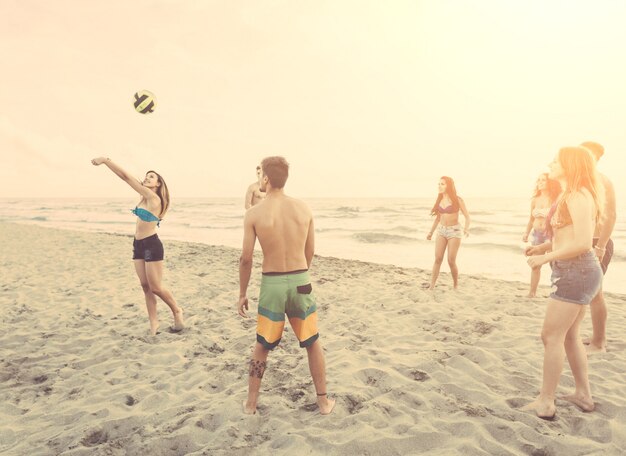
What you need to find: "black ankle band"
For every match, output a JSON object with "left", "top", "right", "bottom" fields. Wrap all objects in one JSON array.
[{"left": 316, "top": 392, "right": 327, "bottom": 396}]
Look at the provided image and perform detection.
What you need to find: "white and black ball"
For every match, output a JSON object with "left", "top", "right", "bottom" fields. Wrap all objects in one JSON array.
[{"left": 133, "top": 90, "right": 156, "bottom": 114}]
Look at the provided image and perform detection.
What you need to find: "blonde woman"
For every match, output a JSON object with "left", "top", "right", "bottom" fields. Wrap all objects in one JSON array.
[
  {"left": 523, "top": 147, "right": 603, "bottom": 419},
  {"left": 91, "top": 157, "right": 184, "bottom": 335},
  {"left": 523, "top": 173, "right": 561, "bottom": 297}
]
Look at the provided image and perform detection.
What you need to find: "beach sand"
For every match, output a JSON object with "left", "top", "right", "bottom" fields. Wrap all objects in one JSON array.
[{"left": 1, "top": 222, "right": 625, "bottom": 455}]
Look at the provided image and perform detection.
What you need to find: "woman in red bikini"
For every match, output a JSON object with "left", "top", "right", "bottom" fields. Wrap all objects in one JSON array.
[{"left": 426, "top": 176, "right": 470, "bottom": 290}]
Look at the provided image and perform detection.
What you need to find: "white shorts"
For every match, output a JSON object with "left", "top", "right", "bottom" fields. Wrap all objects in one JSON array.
[{"left": 437, "top": 224, "right": 463, "bottom": 240}]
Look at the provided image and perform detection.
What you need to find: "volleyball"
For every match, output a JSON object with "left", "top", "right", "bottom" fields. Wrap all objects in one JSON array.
[{"left": 133, "top": 90, "right": 156, "bottom": 114}]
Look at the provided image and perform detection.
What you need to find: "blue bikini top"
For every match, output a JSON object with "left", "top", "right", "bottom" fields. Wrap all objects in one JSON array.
[{"left": 131, "top": 207, "right": 161, "bottom": 226}]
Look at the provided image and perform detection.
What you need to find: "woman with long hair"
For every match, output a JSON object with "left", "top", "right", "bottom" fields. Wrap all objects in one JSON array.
[
  {"left": 91, "top": 157, "right": 184, "bottom": 335},
  {"left": 523, "top": 146, "right": 603, "bottom": 419},
  {"left": 522, "top": 173, "right": 561, "bottom": 297},
  {"left": 426, "top": 176, "right": 470, "bottom": 289}
]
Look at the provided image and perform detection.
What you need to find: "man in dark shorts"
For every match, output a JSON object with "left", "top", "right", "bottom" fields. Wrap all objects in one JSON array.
[
  {"left": 581, "top": 141, "right": 616, "bottom": 353},
  {"left": 237, "top": 156, "right": 335, "bottom": 415}
]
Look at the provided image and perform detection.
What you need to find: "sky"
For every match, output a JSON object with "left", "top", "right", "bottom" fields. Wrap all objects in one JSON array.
[{"left": 1, "top": 0, "right": 625, "bottom": 199}]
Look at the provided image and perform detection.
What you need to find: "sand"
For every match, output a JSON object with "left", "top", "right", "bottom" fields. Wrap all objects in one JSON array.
[{"left": 1, "top": 222, "right": 625, "bottom": 455}]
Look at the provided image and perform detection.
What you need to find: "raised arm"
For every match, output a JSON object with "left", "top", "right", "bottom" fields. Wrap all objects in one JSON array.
[{"left": 91, "top": 157, "right": 156, "bottom": 200}]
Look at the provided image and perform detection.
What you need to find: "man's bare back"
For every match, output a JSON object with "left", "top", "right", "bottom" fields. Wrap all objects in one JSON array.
[{"left": 246, "top": 194, "right": 314, "bottom": 273}]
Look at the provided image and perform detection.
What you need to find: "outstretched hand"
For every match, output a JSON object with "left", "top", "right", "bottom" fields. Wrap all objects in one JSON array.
[
  {"left": 238, "top": 296, "right": 249, "bottom": 318},
  {"left": 91, "top": 157, "right": 108, "bottom": 166}
]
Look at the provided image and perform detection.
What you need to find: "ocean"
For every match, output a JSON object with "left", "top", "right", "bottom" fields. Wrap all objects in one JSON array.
[{"left": 1, "top": 197, "right": 624, "bottom": 294}]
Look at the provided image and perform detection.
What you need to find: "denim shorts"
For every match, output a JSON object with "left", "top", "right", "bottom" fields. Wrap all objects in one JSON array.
[
  {"left": 132, "top": 234, "right": 164, "bottom": 262},
  {"left": 437, "top": 224, "right": 463, "bottom": 240},
  {"left": 550, "top": 250, "right": 602, "bottom": 305},
  {"left": 531, "top": 229, "right": 550, "bottom": 246}
]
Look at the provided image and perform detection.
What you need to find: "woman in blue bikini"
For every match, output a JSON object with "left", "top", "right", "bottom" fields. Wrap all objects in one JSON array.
[
  {"left": 426, "top": 176, "right": 470, "bottom": 289},
  {"left": 91, "top": 157, "right": 184, "bottom": 335}
]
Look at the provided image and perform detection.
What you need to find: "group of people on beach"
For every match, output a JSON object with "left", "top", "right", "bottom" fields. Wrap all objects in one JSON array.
[
  {"left": 523, "top": 141, "right": 615, "bottom": 357},
  {"left": 518, "top": 142, "right": 615, "bottom": 419},
  {"left": 92, "top": 140, "right": 615, "bottom": 419}
]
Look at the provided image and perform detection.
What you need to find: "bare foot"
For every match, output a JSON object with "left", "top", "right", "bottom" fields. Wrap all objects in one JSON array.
[
  {"left": 585, "top": 343, "right": 606, "bottom": 354},
  {"left": 561, "top": 393, "right": 594, "bottom": 412},
  {"left": 149, "top": 320, "right": 160, "bottom": 336},
  {"left": 526, "top": 292, "right": 536, "bottom": 298},
  {"left": 521, "top": 399, "right": 556, "bottom": 420},
  {"left": 172, "top": 307, "right": 185, "bottom": 332},
  {"left": 243, "top": 400, "right": 256, "bottom": 415},
  {"left": 317, "top": 395, "right": 336, "bottom": 415}
]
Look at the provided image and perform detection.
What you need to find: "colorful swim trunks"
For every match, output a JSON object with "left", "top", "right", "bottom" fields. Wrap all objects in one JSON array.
[{"left": 256, "top": 270, "right": 319, "bottom": 349}]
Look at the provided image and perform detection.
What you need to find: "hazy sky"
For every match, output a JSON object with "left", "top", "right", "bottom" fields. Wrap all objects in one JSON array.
[{"left": 1, "top": 0, "right": 625, "bottom": 199}]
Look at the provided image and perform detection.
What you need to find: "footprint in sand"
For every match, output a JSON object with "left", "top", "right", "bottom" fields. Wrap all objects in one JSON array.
[
  {"left": 344, "top": 394, "right": 364, "bottom": 414},
  {"left": 33, "top": 374, "right": 48, "bottom": 384},
  {"left": 409, "top": 370, "right": 430, "bottom": 382},
  {"left": 81, "top": 429, "right": 108, "bottom": 447}
]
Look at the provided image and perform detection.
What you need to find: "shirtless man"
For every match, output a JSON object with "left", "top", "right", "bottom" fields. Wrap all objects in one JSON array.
[
  {"left": 581, "top": 141, "right": 616, "bottom": 353},
  {"left": 244, "top": 165, "right": 266, "bottom": 209},
  {"left": 237, "top": 156, "right": 335, "bottom": 415}
]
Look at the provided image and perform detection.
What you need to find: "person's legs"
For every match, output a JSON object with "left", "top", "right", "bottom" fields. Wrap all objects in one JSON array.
[
  {"left": 305, "top": 340, "right": 336, "bottom": 415},
  {"left": 523, "top": 298, "right": 583, "bottom": 418},
  {"left": 585, "top": 238, "right": 612, "bottom": 351},
  {"left": 244, "top": 342, "right": 270, "bottom": 414},
  {"left": 246, "top": 274, "right": 287, "bottom": 414},
  {"left": 528, "top": 266, "right": 541, "bottom": 298},
  {"left": 284, "top": 271, "right": 334, "bottom": 414},
  {"left": 528, "top": 231, "right": 548, "bottom": 298},
  {"left": 429, "top": 235, "right": 448, "bottom": 289},
  {"left": 586, "top": 289, "right": 607, "bottom": 353},
  {"left": 145, "top": 261, "right": 184, "bottom": 330},
  {"left": 585, "top": 288, "right": 607, "bottom": 353},
  {"left": 134, "top": 260, "right": 159, "bottom": 335},
  {"left": 446, "top": 237, "right": 462, "bottom": 288},
  {"left": 563, "top": 306, "right": 594, "bottom": 411}
]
